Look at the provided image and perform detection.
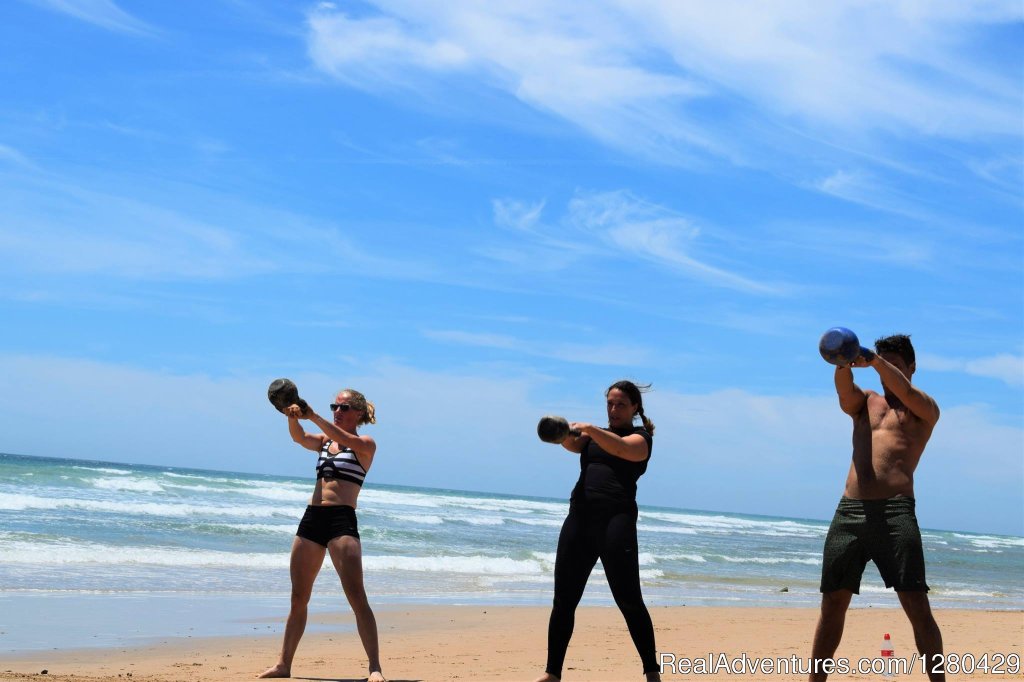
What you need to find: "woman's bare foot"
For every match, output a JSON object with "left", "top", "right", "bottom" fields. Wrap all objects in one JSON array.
[
  {"left": 533, "top": 674, "right": 559, "bottom": 682},
  {"left": 257, "top": 663, "right": 290, "bottom": 678},
  {"left": 368, "top": 671, "right": 387, "bottom": 682}
]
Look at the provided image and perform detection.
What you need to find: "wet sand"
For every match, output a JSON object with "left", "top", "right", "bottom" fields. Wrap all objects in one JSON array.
[{"left": 1, "top": 605, "right": 1021, "bottom": 681}]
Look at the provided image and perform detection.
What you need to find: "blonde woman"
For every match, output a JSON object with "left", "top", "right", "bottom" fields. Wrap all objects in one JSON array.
[{"left": 259, "top": 388, "right": 385, "bottom": 682}]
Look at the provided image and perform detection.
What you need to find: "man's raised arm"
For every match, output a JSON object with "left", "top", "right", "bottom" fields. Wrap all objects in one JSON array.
[
  {"left": 869, "top": 356, "right": 940, "bottom": 425},
  {"left": 835, "top": 365, "right": 868, "bottom": 416}
]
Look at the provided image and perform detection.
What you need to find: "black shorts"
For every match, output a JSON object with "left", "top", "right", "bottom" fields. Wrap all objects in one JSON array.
[
  {"left": 819, "top": 496, "right": 929, "bottom": 594},
  {"left": 295, "top": 504, "right": 360, "bottom": 547}
]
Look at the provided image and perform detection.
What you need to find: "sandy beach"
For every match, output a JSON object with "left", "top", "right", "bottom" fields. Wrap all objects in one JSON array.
[{"left": 2, "top": 606, "right": 1021, "bottom": 681}]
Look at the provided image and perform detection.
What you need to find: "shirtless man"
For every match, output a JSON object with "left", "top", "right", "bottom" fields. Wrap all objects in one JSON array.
[{"left": 808, "top": 334, "right": 944, "bottom": 682}]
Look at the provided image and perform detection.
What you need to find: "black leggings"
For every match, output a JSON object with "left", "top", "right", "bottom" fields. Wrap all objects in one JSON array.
[{"left": 545, "top": 505, "right": 658, "bottom": 677}]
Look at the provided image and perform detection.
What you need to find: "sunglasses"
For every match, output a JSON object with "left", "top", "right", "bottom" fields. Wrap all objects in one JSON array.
[{"left": 329, "top": 403, "right": 360, "bottom": 412}]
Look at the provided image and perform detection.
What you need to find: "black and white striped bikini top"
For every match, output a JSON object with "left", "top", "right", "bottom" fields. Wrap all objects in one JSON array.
[{"left": 316, "top": 439, "right": 366, "bottom": 486}]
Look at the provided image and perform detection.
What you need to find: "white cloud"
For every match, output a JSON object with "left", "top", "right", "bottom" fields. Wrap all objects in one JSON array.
[
  {"left": 815, "top": 169, "right": 931, "bottom": 220},
  {"left": 305, "top": 3, "right": 720, "bottom": 163},
  {"left": 0, "top": 171, "right": 446, "bottom": 284},
  {"left": 0, "top": 354, "right": 562, "bottom": 496},
  {"left": 629, "top": 1, "right": 1020, "bottom": 136},
  {"left": 307, "top": 10, "right": 469, "bottom": 90},
  {"left": 967, "top": 155, "right": 1024, "bottom": 196},
  {"left": 493, "top": 199, "right": 545, "bottom": 233},
  {"left": 759, "top": 220, "right": 935, "bottom": 267},
  {"left": 0, "top": 353, "right": 1018, "bottom": 533},
  {"left": 965, "top": 355, "right": 1024, "bottom": 386},
  {"left": 305, "top": 1, "right": 1022, "bottom": 167},
  {"left": 483, "top": 190, "right": 787, "bottom": 294},
  {"left": 567, "top": 190, "right": 782, "bottom": 294},
  {"left": 643, "top": 386, "right": 1023, "bottom": 533},
  {"left": 919, "top": 352, "right": 1024, "bottom": 387},
  {"left": 29, "top": 0, "right": 153, "bottom": 34},
  {"left": 0, "top": 183, "right": 292, "bottom": 280},
  {"left": 423, "top": 329, "right": 653, "bottom": 367},
  {"left": 0, "top": 144, "right": 36, "bottom": 169}
]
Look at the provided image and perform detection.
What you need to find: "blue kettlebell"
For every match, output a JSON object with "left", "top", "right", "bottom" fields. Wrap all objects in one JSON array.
[{"left": 819, "top": 327, "right": 875, "bottom": 366}]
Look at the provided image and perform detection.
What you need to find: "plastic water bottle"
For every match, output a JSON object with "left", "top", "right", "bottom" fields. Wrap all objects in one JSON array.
[{"left": 880, "top": 633, "right": 895, "bottom": 678}]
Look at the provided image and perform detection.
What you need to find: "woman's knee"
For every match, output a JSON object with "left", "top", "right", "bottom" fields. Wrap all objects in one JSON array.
[
  {"left": 551, "top": 596, "right": 576, "bottom": 613},
  {"left": 551, "top": 582, "right": 588, "bottom": 612},
  {"left": 341, "top": 576, "right": 368, "bottom": 601},
  {"left": 344, "top": 586, "right": 374, "bottom": 616},
  {"left": 290, "top": 587, "right": 312, "bottom": 607},
  {"left": 613, "top": 592, "right": 648, "bottom": 616}
]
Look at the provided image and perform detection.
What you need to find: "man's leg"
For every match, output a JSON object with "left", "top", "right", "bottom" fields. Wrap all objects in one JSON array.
[
  {"left": 811, "top": 499, "right": 866, "bottom": 682},
  {"left": 808, "top": 589, "right": 852, "bottom": 682},
  {"left": 898, "top": 591, "right": 944, "bottom": 682},
  {"left": 878, "top": 499, "right": 942, "bottom": 680}
]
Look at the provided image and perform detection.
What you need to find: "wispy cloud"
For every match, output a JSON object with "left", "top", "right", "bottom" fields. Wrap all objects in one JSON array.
[
  {"left": 0, "top": 168, "right": 457, "bottom": 285},
  {"left": 307, "top": 8, "right": 469, "bottom": 89},
  {"left": 305, "top": 3, "right": 719, "bottom": 165},
  {"left": 919, "top": 352, "right": 1024, "bottom": 387},
  {"left": 567, "top": 190, "right": 784, "bottom": 295},
  {"left": 7, "top": 166, "right": 760, "bottom": 305},
  {"left": 480, "top": 197, "right": 598, "bottom": 273},
  {"left": 633, "top": 2, "right": 1021, "bottom": 137},
  {"left": 305, "top": 2, "right": 1022, "bottom": 171},
  {"left": 966, "top": 155, "right": 1024, "bottom": 197},
  {"left": 645, "top": 386, "right": 1023, "bottom": 532},
  {"left": 485, "top": 190, "right": 786, "bottom": 295},
  {"left": 815, "top": 169, "right": 932, "bottom": 220},
  {"left": 0, "top": 353, "right": 559, "bottom": 495},
  {"left": 0, "top": 144, "right": 36, "bottom": 169},
  {"left": 758, "top": 220, "right": 935, "bottom": 268},
  {"left": 493, "top": 199, "right": 545, "bottom": 233},
  {"left": 1, "top": 352, "right": 1019, "bottom": 533},
  {"left": 423, "top": 329, "right": 653, "bottom": 366},
  {"left": 0, "top": 181, "right": 290, "bottom": 280},
  {"left": 28, "top": 0, "right": 154, "bottom": 34}
]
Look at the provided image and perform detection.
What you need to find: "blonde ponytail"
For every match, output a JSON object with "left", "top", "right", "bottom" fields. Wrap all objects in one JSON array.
[{"left": 362, "top": 400, "right": 376, "bottom": 425}]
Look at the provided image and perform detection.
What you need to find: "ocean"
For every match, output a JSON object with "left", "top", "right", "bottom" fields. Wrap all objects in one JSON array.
[{"left": 1, "top": 452, "right": 1021, "bottom": 652}]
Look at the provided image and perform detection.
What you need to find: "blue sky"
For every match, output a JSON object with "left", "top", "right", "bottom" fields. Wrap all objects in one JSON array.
[{"left": 1, "top": 1, "right": 1021, "bottom": 535}]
